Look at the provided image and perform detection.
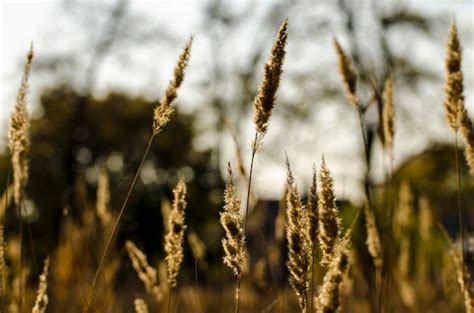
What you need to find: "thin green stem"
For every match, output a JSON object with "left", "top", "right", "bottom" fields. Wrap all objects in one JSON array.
[{"left": 82, "top": 133, "right": 156, "bottom": 313}]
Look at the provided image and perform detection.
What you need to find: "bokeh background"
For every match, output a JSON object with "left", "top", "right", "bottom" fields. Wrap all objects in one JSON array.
[{"left": 0, "top": 0, "right": 473, "bottom": 312}]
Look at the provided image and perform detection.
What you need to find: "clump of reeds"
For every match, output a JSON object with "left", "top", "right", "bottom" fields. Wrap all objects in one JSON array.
[
  {"left": 220, "top": 163, "right": 247, "bottom": 313},
  {"left": 32, "top": 257, "right": 50, "bottom": 313},
  {"left": 317, "top": 157, "right": 341, "bottom": 266},
  {"left": 134, "top": 298, "right": 149, "bottom": 313},
  {"left": 164, "top": 178, "right": 187, "bottom": 288},
  {"left": 8, "top": 44, "right": 34, "bottom": 207},
  {"left": 153, "top": 37, "right": 193, "bottom": 135},
  {"left": 126, "top": 240, "right": 166, "bottom": 302},
  {"left": 285, "top": 156, "right": 311, "bottom": 312},
  {"left": 333, "top": 39, "right": 358, "bottom": 108}
]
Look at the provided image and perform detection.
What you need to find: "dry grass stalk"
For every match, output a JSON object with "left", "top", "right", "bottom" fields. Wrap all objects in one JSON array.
[
  {"left": 363, "top": 204, "right": 383, "bottom": 270},
  {"left": 164, "top": 178, "right": 187, "bottom": 288},
  {"left": 395, "top": 236, "right": 416, "bottom": 308},
  {"left": 382, "top": 76, "right": 395, "bottom": 152},
  {"left": 333, "top": 39, "right": 358, "bottom": 108},
  {"left": 441, "top": 228, "right": 473, "bottom": 313},
  {"left": 307, "top": 166, "right": 319, "bottom": 249},
  {"left": 125, "top": 240, "right": 166, "bottom": 302},
  {"left": 317, "top": 157, "right": 341, "bottom": 266},
  {"left": 187, "top": 231, "right": 206, "bottom": 263},
  {"left": 418, "top": 196, "right": 433, "bottom": 241},
  {"left": 253, "top": 19, "right": 288, "bottom": 146},
  {"left": 0, "top": 184, "right": 13, "bottom": 220},
  {"left": 225, "top": 117, "right": 248, "bottom": 178},
  {"left": 285, "top": 157, "right": 311, "bottom": 312},
  {"left": 394, "top": 181, "right": 413, "bottom": 239},
  {"left": 32, "top": 257, "right": 50, "bottom": 313},
  {"left": 459, "top": 109, "right": 474, "bottom": 175},
  {"left": 0, "top": 225, "right": 6, "bottom": 296},
  {"left": 444, "top": 22, "right": 464, "bottom": 132},
  {"left": 134, "top": 298, "right": 149, "bottom": 313},
  {"left": 221, "top": 163, "right": 247, "bottom": 276},
  {"left": 96, "top": 169, "right": 112, "bottom": 226},
  {"left": 8, "top": 45, "right": 34, "bottom": 207},
  {"left": 153, "top": 37, "right": 193, "bottom": 135},
  {"left": 274, "top": 186, "right": 287, "bottom": 242},
  {"left": 316, "top": 238, "right": 351, "bottom": 313}
]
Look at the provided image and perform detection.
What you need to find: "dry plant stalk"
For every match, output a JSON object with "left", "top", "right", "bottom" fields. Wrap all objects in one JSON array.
[
  {"left": 307, "top": 166, "right": 319, "bottom": 249},
  {"left": 0, "top": 184, "right": 13, "bottom": 220},
  {"left": 96, "top": 169, "right": 112, "bottom": 226},
  {"left": 418, "top": 196, "right": 433, "bottom": 241},
  {"left": 187, "top": 231, "right": 206, "bottom": 263},
  {"left": 285, "top": 157, "right": 311, "bottom": 312},
  {"left": 0, "top": 225, "right": 6, "bottom": 295},
  {"left": 253, "top": 19, "right": 288, "bottom": 146},
  {"left": 395, "top": 236, "right": 415, "bottom": 308},
  {"left": 382, "top": 76, "right": 395, "bottom": 152},
  {"left": 394, "top": 181, "right": 413, "bottom": 239},
  {"left": 126, "top": 240, "right": 166, "bottom": 302},
  {"left": 316, "top": 239, "right": 351, "bottom": 313},
  {"left": 274, "top": 186, "right": 287, "bottom": 242},
  {"left": 164, "top": 178, "right": 187, "bottom": 288},
  {"left": 221, "top": 164, "right": 247, "bottom": 276},
  {"left": 441, "top": 227, "right": 474, "bottom": 313},
  {"left": 333, "top": 39, "right": 358, "bottom": 108},
  {"left": 444, "top": 22, "right": 474, "bottom": 175},
  {"left": 32, "top": 257, "right": 50, "bottom": 313},
  {"left": 8, "top": 45, "right": 34, "bottom": 207},
  {"left": 318, "top": 157, "right": 341, "bottom": 266},
  {"left": 363, "top": 204, "right": 383, "bottom": 271},
  {"left": 134, "top": 298, "right": 149, "bottom": 313},
  {"left": 221, "top": 163, "right": 247, "bottom": 313},
  {"left": 153, "top": 37, "right": 193, "bottom": 135}
]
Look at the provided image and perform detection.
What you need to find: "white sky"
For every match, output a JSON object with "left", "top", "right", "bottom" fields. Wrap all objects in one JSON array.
[{"left": 0, "top": 0, "right": 473, "bottom": 203}]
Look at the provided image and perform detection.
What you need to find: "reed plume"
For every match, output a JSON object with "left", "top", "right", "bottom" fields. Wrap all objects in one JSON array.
[
  {"left": 153, "top": 37, "right": 193, "bottom": 135},
  {"left": 221, "top": 163, "right": 247, "bottom": 313},
  {"left": 318, "top": 157, "right": 341, "bottom": 266},
  {"left": 253, "top": 19, "right": 288, "bottom": 145},
  {"left": 125, "top": 240, "right": 166, "bottom": 302},
  {"left": 32, "top": 257, "right": 50, "bottom": 313},
  {"left": 307, "top": 166, "right": 319, "bottom": 248},
  {"left": 316, "top": 239, "right": 351, "bottom": 313},
  {"left": 333, "top": 39, "right": 358, "bottom": 108},
  {"left": 134, "top": 298, "right": 149, "bottom": 313},
  {"left": 164, "top": 178, "right": 187, "bottom": 288},
  {"left": 285, "top": 156, "right": 311, "bottom": 312},
  {"left": 8, "top": 44, "right": 34, "bottom": 207},
  {"left": 363, "top": 204, "right": 383, "bottom": 270},
  {"left": 96, "top": 169, "right": 112, "bottom": 226},
  {"left": 382, "top": 76, "right": 395, "bottom": 152},
  {"left": 187, "top": 231, "right": 206, "bottom": 263}
]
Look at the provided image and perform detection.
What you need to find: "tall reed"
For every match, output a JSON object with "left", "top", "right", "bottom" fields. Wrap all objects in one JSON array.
[{"left": 83, "top": 37, "right": 192, "bottom": 313}]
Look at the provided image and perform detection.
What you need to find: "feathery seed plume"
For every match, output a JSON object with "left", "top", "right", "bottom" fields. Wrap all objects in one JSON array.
[
  {"left": 363, "top": 204, "right": 383, "bottom": 270},
  {"left": 382, "top": 76, "right": 395, "bottom": 152},
  {"left": 285, "top": 157, "right": 311, "bottom": 312},
  {"left": 307, "top": 165, "right": 319, "bottom": 249},
  {"left": 187, "top": 231, "right": 206, "bottom": 263},
  {"left": 8, "top": 45, "right": 34, "bottom": 207},
  {"left": 316, "top": 240, "right": 351, "bottom": 313},
  {"left": 32, "top": 257, "right": 50, "bottom": 313},
  {"left": 96, "top": 169, "right": 112, "bottom": 226},
  {"left": 134, "top": 298, "right": 149, "bottom": 313},
  {"left": 153, "top": 37, "right": 193, "bottom": 135},
  {"left": 220, "top": 163, "right": 248, "bottom": 276},
  {"left": 164, "top": 178, "right": 187, "bottom": 288},
  {"left": 318, "top": 157, "right": 341, "bottom": 266},
  {"left": 126, "top": 240, "right": 166, "bottom": 302},
  {"left": 253, "top": 19, "right": 288, "bottom": 146},
  {"left": 334, "top": 39, "right": 358, "bottom": 107},
  {"left": 444, "top": 22, "right": 464, "bottom": 131}
]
